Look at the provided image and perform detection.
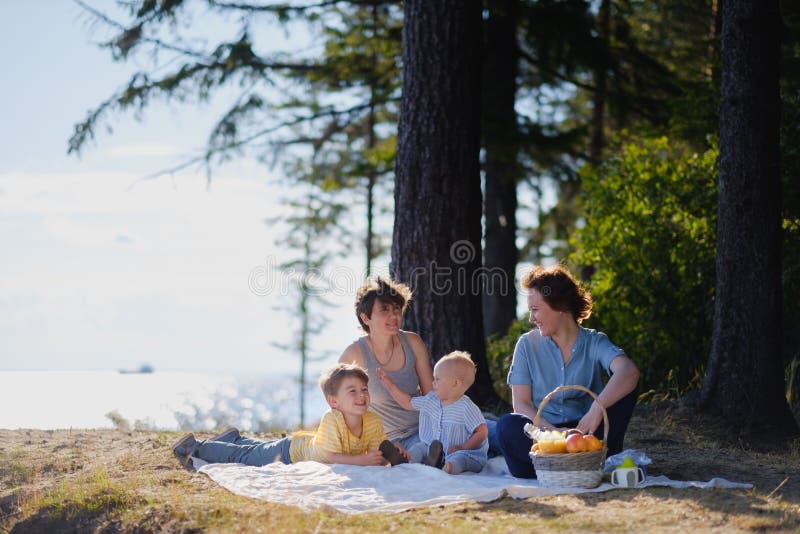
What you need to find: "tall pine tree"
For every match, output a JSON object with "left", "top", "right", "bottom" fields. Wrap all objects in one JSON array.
[
  {"left": 700, "top": 0, "right": 797, "bottom": 433},
  {"left": 392, "top": 0, "right": 499, "bottom": 407}
]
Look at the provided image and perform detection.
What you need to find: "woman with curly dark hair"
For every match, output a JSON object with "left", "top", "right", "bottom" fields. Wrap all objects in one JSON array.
[{"left": 496, "top": 265, "right": 640, "bottom": 478}]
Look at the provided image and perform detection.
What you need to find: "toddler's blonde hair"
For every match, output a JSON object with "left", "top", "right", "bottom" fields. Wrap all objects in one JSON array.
[{"left": 435, "top": 351, "right": 476, "bottom": 389}]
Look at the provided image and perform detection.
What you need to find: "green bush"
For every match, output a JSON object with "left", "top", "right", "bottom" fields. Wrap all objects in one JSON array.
[{"left": 570, "top": 135, "right": 718, "bottom": 393}]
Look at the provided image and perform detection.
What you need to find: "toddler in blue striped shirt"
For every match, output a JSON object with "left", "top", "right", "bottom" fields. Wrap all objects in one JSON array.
[{"left": 377, "top": 351, "right": 488, "bottom": 474}]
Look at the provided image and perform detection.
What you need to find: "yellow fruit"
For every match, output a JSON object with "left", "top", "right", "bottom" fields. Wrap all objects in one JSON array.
[
  {"left": 536, "top": 440, "right": 568, "bottom": 454},
  {"left": 530, "top": 443, "right": 540, "bottom": 453}
]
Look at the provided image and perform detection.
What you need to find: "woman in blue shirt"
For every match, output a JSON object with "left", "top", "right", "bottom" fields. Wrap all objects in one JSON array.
[{"left": 497, "top": 265, "right": 640, "bottom": 478}]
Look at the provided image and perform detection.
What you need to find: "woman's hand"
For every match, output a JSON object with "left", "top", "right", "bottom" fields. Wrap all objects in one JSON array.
[
  {"left": 447, "top": 444, "right": 463, "bottom": 455},
  {"left": 576, "top": 401, "right": 604, "bottom": 435}
]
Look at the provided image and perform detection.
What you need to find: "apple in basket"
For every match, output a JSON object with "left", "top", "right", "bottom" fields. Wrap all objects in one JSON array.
[
  {"left": 565, "top": 431, "right": 588, "bottom": 453},
  {"left": 583, "top": 433, "right": 602, "bottom": 452}
]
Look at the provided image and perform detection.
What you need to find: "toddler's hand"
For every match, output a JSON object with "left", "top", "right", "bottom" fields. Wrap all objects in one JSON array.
[
  {"left": 376, "top": 368, "right": 389, "bottom": 385},
  {"left": 363, "top": 450, "right": 386, "bottom": 466},
  {"left": 447, "top": 444, "right": 463, "bottom": 455}
]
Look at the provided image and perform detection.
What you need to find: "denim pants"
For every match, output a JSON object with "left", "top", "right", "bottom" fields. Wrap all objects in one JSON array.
[
  {"left": 407, "top": 441, "right": 430, "bottom": 463},
  {"left": 196, "top": 434, "right": 293, "bottom": 466},
  {"left": 497, "top": 388, "right": 637, "bottom": 478},
  {"left": 394, "top": 432, "right": 422, "bottom": 452},
  {"left": 446, "top": 451, "right": 487, "bottom": 474}
]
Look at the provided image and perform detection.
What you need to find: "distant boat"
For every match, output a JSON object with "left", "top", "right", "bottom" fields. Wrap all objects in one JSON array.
[{"left": 118, "top": 364, "right": 155, "bottom": 374}]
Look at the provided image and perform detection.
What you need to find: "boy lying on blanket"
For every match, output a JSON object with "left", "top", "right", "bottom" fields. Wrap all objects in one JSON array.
[{"left": 172, "top": 363, "right": 410, "bottom": 467}]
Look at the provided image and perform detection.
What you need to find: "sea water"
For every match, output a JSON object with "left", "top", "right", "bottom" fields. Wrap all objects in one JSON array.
[{"left": 0, "top": 371, "right": 328, "bottom": 431}]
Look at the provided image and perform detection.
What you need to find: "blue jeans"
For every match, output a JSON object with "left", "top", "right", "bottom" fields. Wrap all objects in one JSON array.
[
  {"left": 196, "top": 434, "right": 293, "bottom": 466},
  {"left": 497, "top": 388, "right": 637, "bottom": 478},
  {"left": 394, "top": 432, "right": 422, "bottom": 452},
  {"left": 486, "top": 419, "right": 502, "bottom": 457},
  {"left": 447, "top": 451, "right": 487, "bottom": 474}
]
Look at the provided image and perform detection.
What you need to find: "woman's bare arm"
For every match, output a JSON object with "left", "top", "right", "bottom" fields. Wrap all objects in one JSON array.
[
  {"left": 338, "top": 342, "right": 365, "bottom": 368},
  {"left": 577, "top": 354, "right": 639, "bottom": 434},
  {"left": 405, "top": 332, "right": 434, "bottom": 394},
  {"left": 511, "top": 384, "right": 556, "bottom": 430}
]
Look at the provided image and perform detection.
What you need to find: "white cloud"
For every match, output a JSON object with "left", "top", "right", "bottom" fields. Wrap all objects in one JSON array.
[
  {"left": 0, "top": 164, "right": 356, "bottom": 372},
  {"left": 106, "top": 144, "right": 182, "bottom": 158}
]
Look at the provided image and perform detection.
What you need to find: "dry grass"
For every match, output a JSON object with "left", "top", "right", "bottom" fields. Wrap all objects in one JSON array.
[{"left": 1, "top": 404, "right": 799, "bottom": 533}]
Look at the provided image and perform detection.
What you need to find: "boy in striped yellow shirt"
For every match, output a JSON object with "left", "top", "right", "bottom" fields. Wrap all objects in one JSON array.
[{"left": 173, "top": 363, "right": 408, "bottom": 466}]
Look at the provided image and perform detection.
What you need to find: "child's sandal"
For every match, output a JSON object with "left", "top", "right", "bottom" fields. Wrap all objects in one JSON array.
[{"left": 379, "top": 440, "right": 408, "bottom": 466}]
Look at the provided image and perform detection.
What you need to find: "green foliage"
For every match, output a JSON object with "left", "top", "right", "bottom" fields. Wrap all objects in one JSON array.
[
  {"left": 486, "top": 319, "right": 532, "bottom": 405},
  {"left": 623, "top": 0, "right": 720, "bottom": 147},
  {"left": 571, "top": 135, "right": 717, "bottom": 392},
  {"left": 73, "top": 1, "right": 402, "bottom": 270}
]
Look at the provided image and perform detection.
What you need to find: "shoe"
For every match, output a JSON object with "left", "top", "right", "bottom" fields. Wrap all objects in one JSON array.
[
  {"left": 172, "top": 433, "right": 198, "bottom": 466},
  {"left": 210, "top": 427, "right": 240, "bottom": 443},
  {"left": 422, "top": 440, "right": 444, "bottom": 469},
  {"left": 379, "top": 440, "right": 408, "bottom": 466}
]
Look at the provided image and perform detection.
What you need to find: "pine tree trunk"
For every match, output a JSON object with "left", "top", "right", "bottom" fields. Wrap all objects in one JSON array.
[
  {"left": 392, "top": 0, "right": 499, "bottom": 407},
  {"left": 482, "top": 0, "right": 520, "bottom": 339},
  {"left": 589, "top": 0, "right": 610, "bottom": 165},
  {"left": 700, "top": 0, "right": 797, "bottom": 433}
]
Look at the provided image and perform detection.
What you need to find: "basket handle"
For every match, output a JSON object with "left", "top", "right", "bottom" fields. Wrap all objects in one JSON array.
[{"left": 532, "top": 384, "right": 609, "bottom": 446}]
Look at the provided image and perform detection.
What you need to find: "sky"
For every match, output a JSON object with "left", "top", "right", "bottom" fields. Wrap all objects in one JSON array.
[{"left": 0, "top": 2, "right": 364, "bottom": 373}]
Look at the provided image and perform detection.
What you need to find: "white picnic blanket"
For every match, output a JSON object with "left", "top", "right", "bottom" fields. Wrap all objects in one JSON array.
[{"left": 193, "top": 456, "right": 752, "bottom": 514}]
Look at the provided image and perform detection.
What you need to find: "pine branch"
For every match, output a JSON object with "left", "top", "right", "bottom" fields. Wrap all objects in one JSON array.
[
  {"left": 208, "top": 0, "right": 393, "bottom": 13},
  {"left": 518, "top": 48, "right": 597, "bottom": 92},
  {"left": 134, "top": 101, "right": 377, "bottom": 181}
]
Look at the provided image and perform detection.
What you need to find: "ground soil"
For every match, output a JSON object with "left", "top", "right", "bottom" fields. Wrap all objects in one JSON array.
[{"left": 1, "top": 401, "right": 799, "bottom": 533}]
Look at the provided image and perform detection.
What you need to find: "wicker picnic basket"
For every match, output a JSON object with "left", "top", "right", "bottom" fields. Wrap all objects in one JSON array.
[{"left": 528, "top": 385, "right": 608, "bottom": 488}]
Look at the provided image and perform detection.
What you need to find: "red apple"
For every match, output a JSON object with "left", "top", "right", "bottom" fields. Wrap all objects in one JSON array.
[
  {"left": 565, "top": 433, "right": 587, "bottom": 453},
  {"left": 565, "top": 428, "right": 584, "bottom": 438}
]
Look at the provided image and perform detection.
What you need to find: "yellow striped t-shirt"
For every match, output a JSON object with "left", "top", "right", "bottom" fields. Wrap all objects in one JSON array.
[{"left": 289, "top": 409, "right": 386, "bottom": 463}]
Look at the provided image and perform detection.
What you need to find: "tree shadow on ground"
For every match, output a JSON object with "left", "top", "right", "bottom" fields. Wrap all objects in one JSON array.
[{"left": 629, "top": 400, "right": 800, "bottom": 502}]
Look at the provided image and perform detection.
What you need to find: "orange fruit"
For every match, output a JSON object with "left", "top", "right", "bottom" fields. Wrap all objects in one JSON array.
[
  {"left": 537, "top": 440, "right": 568, "bottom": 454},
  {"left": 584, "top": 434, "right": 602, "bottom": 451}
]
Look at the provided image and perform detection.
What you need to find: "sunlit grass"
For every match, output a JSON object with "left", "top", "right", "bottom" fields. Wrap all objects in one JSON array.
[
  {"left": 15, "top": 466, "right": 137, "bottom": 523},
  {"left": 2, "top": 427, "right": 799, "bottom": 533},
  {"left": 0, "top": 449, "right": 40, "bottom": 488}
]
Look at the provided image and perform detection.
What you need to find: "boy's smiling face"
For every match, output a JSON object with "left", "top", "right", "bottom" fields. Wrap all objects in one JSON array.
[{"left": 327, "top": 376, "right": 370, "bottom": 416}]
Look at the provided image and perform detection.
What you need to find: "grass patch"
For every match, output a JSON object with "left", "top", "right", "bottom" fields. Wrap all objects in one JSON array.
[
  {"left": 1, "top": 416, "right": 799, "bottom": 533},
  {"left": 0, "top": 449, "right": 39, "bottom": 489},
  {"left": 10, "top": 466, "right": 141, "bottom": 531}
]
